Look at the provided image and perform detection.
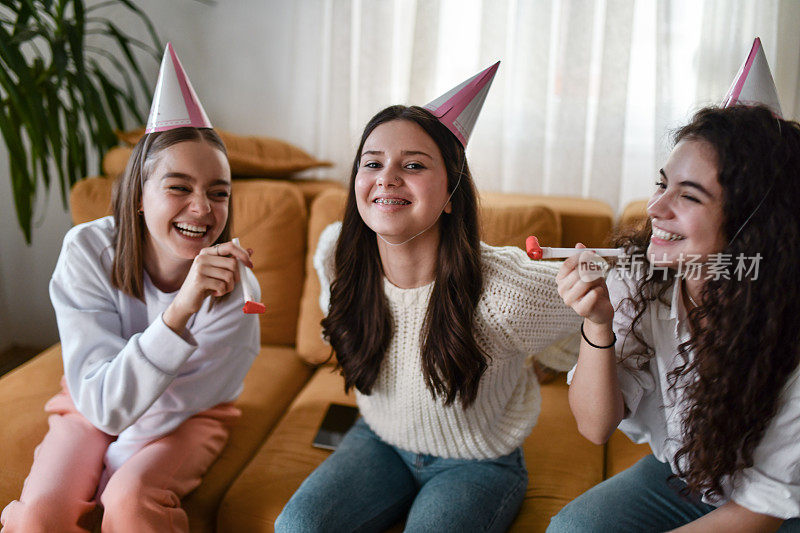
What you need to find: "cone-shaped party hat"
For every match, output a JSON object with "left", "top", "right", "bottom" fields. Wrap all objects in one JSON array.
[
  {"left": 423, "top": 61, "right": 500, "bottom": 146},
  {"left": 145, "top": 43, "right": 212, "bottom": 133},
  {"left": 722, "top": 37, "right": 782, "bottom": 117}
]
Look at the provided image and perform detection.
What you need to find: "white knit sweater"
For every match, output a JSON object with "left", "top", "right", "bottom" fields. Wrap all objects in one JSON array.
[{"left": 315, "top": 222, "right": 582, "bottom": 459}]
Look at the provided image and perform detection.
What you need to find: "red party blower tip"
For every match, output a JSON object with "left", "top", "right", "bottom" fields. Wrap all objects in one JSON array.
[
  {"left": 526, "top": 235, "right": 543, "bottom": 260},
  {"left": 242, "top": 301, "right": 266, "bottom": 314}
]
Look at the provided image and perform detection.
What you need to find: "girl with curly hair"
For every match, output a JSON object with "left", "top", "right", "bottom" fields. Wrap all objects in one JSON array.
[
  {"left": 549, "top": 105, "right": 800, "bottom": 532},
  {"left": 276, "top": 99, "right": 582, "bottom": 532}
]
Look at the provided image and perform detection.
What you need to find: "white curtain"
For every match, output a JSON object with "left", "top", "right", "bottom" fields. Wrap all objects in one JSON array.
[{"left": 285, "top": 0, "right": 800, "bottom": 212}]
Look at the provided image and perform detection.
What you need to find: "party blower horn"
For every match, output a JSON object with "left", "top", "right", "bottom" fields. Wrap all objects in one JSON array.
[
  {"left": 526, "top": 236, "right": 625, "bottom": 260},
  {"left": 232, "top": 238, "right": 265, "bottom": 314}
]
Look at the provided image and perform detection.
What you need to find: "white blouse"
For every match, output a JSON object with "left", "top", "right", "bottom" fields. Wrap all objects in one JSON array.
[{"left": 570, "top": 268, "right": 800, "bottom": 519}]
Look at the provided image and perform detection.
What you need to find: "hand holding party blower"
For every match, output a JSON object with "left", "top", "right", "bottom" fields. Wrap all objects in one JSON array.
[
  {"left": 232, "top": 238, "right": 266, "bottom": 314},
  {"left": 526, "top": 235, "right": 625, "bottom": 260}
]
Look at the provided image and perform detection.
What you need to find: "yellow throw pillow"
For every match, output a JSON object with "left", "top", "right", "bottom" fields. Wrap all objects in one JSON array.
[
  {"left": 115, "top": 128, "right": 332, "bottom": 178},
  {"left": 102, "top": 146, "right": 134, "bottom": 178}
]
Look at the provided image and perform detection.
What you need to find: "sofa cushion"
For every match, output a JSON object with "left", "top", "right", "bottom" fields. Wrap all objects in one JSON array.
[
  {"left": 217, "top": 372, "right": 604, "bottom": 531},
  {"left": 98, "top": 149, "right": 343, "bottom": 210},
  {"left": 229, "top": 181, "right": 306, "bottom": 345},
  {"left": 295, "top": 189, "right": 348, "bottom": 365},
  {"left": 102, "top": 146, "right": 134, "bottom": 178},
  {"left": 0, "top": 343, "right": 314, "bottom": 533},
  {"left": 70, "top": 175, "right": 114, "bottom": 224},
  {"left": 290, "top": 178, "right": 345, "bottom": 212},
  {"left": 69, "top": 177, "right": 307, "bottom": 346},
  {"left": 618, "top": 199, "right": 649, "bottom": 233},
  {"left": 217, "top": 368, "right": 352, "bottom": 531},
  {"left": 115, "top": 128, "right": 332, "bottom": 178},
  {"left": 294, "top": 189, "right": 562, "bottom": 365},
  {"left": 0, "top": 345, "right": 64, "bottom": 509},
  {"left": 481, "top": 192, "right": 614, "bottom": 247},
  {"left": 183, "top": 346, "right": 314, "bottom": 531},
  {"left": 510, "top": 377, "right": 604, "bottom": 530}
]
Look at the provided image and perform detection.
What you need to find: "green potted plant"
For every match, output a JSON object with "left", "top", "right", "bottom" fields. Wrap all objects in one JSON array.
[{"left": 0, "top": 0, "right": 162, "bottom": 243}]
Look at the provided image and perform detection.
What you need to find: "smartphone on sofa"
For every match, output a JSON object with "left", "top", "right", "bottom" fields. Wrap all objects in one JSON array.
[{"left": 312, "top": 403, "right": 360, "bottom": 451}]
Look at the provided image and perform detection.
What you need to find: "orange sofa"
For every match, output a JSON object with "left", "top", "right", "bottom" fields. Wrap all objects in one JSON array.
[{"left": 0, "top": 175, "right": 650, "bottom": 532}]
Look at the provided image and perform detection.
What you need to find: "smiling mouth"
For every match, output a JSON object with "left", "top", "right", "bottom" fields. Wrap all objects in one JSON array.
[
  {"left": 652, "top": 227, "right": 685, "bottom": 241},
  {"left": 174, "top": 222, "right": 209, "bottom": 238},
  {"left": 374, "top": 198, "right": 410, "bottom": 205}
]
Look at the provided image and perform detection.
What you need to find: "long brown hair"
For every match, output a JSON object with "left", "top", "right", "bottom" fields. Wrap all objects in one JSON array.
[
  {"left": 110, "top": 127, "right": 230, "bottom": 299},
  {"left": 614, "top": 105, "right": 800, "bottom": 498},
  {"left": 321, "top": 105, "right": 487, "bottom": 407}
]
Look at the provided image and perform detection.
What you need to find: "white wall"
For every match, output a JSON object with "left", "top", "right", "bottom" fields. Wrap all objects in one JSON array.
[
  {"left": 0, "top": 139, "right": 74, "bottom": 350},
  {"left": 0, "top": 0, "right": 304, "bottom": 351}
]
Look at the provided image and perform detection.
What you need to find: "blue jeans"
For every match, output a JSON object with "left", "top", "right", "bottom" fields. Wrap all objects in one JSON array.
[
  {"left": 548, "top": 454, "right": 800, "bottom": 532},
  {"left": 275, "top": 418, "right": 528, "bottom": 533}
]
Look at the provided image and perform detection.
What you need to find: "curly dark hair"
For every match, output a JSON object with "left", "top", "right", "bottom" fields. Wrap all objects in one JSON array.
[
  {"left": 612, "top": 105, "right": 800, "bottom": 499},
  {"left": 321, "top": 105, "right": 487, "bottom": 407}
]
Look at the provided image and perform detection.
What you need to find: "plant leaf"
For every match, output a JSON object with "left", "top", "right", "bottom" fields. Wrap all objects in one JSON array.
[
  {"left": 96, "top": 19, "right": 150, "bottom": 102},
  {"left": 0, "top": 0, "right": 168, "bottom": 242}
]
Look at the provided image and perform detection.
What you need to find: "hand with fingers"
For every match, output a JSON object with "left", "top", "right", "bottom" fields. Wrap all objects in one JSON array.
[
  {"left": 163, "top": 241, "right": 254, "bottom": 334},
  {"left": 556, "top": 243, "right": 614, "bottom": 328}
]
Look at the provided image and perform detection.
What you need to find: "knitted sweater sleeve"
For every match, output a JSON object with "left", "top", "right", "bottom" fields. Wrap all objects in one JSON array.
[{"left": 479, "top": 243, "right": 583, "bottom": 371}]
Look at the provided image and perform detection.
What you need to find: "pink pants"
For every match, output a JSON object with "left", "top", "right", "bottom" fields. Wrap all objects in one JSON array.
[{"left": 0, "top": 379, "right": 239, "bottom": 533}]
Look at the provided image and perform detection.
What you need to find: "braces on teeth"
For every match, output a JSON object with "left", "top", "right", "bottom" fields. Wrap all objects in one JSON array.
[{"left": 375, "top": 198, "right": 410, "bottom": 205}]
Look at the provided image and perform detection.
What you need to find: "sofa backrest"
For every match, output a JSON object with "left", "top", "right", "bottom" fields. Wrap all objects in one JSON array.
[
  {"left": 618, "top": 199, "right": 648, "bottom": 233},
  {"left": 294, "top": 188, "right": 563, "bottom": 365},
  {"left": 69, "top": 176, "right": 310, "bottom": 346},
  {"left": 480, "top": 191, "right": 614, "bottom": 248}
]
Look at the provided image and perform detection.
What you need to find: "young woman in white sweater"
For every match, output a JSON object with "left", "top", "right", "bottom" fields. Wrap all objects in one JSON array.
[
  {"left": 1, "top": 127, "right": 259, "bottom": 532},
  {"left": 275, "top": 105, "right": 581, "bottom": 532}
]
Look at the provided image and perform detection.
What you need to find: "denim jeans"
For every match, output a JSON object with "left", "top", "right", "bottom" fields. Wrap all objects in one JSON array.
[
  {"left": 275, "top": 418, "right": 528, "bottom": 533},
  {"left": 548, "top": 454, "right": 800, "bottom": 532}
]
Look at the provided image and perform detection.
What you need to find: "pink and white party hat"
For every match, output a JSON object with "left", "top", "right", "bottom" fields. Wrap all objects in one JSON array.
[
  {"left": 423, "top": 61, "right": 500, "bottom": 146},
  {"left": 722, "top": 37, "right": 782, "bottom": 117},
  {"left": 145, "top": 43, "right": 212, "bottom": 133}
]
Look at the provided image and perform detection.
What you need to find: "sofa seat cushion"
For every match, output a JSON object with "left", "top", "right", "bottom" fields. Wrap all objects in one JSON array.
[
  {"left": 218, "top": 373, "right": 603, "bottom": 532},
  {"left": 0, "top": 345, "right": 64, "bottom": 508},
  {"left": 509, "top": 377, "right": 604, "bottom": 531},
  {"left": 217, "top": 367, "right": 352, "bottom": 531},
  {"left": 184, "top": 346, "right": 315, "bottom": 531},
  {"left": 70, "top": 177, "right": 307, "bottom": 346},
  {"left": 0, "top": 344, "right": 313, "bottom": 533},
  {"left": 604, "top": 429, "right": 652, "bottom": 479}
]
